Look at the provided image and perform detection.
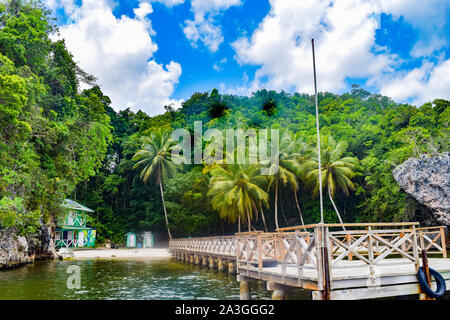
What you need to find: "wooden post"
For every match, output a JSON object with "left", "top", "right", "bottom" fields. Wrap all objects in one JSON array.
[
  {"left": 209, "top": 257, "right": 215, "bottom": 269},
  {"left": 218, "top": 258, "right": 224, "bottom": 271},
  {"left": 257, "top": 233, "right": 263, "bottom": 272},
  {"left": 202, "top": 256, "right": 208, "bottom": 268},
  {"left": 440, "top": 227, "right": 447, "bottom": 258},
  {"left": 321, "top": 226, "right": 331, "bottom": 300},
  {"left": 267, "top": 282, "right": 287, "bottom": 300},
  {"left": 194, "top": 255, "right": 200, "bottom": 265},
  {"left": 411, "top": 225, "right": 420, "bottom": 277},
  {"left": 228, "top": 261, "right": 235, "bottom": 274},
  {"left": 347, "top": 234, "right": 353, "bottom": 261},
  {"left": 419, "top": 249, "right": 435, "bottom": 300},
  {"left": 367, "top": 226, "right": 377, "bottom": 288},
  {"left": 314, "top": 227, "right": 324, "bottom": 292},
  {"left": 238, "top": 276, "right": 251, "bottom": 300}
]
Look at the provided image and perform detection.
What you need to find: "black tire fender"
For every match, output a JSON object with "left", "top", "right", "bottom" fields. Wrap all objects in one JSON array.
[{"left": 417, "top": 267, "right": 446, "bottom": 298}]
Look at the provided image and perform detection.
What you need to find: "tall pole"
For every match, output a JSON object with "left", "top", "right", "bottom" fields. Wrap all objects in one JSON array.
[
  {"left": 311, "top": 39, "right": 324, "bottom": 224},
  {"left": 312, "top": 39, "right": 330, "bottom": 300}
]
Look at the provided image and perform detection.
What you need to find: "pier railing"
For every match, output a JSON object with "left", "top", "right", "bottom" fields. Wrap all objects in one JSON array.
[
  {"left": 169, "top": 235, "right": 237, "bottom": 259},
  {"left": 236, "top": 232, "right": 278, "bottom": 271},
  {"left": 169, "top": 223, "right": 447, "bottom": 290},
  {"left": 236, "top": 223, "right": 447, "bottom": 290},
  {"left": 417, "top": 226, "right": 447, "bottom": 257}
]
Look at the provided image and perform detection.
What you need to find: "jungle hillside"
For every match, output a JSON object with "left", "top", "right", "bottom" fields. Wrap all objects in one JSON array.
[{"left": 1, "top": 1, "right": 449, "bottom": 244}]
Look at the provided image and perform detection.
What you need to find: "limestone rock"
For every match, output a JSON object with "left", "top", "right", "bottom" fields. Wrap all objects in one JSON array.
[
  {"left": 393, "top": 153, "right": 450, "bottom": 225},
  {"left": 58, "top": 247, "right": 74, "bottom": 258},
  {"left": 0, "top": 229, "right": 33, "bottom": 269},
  {"left": 17, "top": 236, "right": 28, "bottom": 252}
]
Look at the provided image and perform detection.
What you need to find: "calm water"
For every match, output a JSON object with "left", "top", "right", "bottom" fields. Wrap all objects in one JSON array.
[{"left": 0, "top": 259, "right": 310, "bottom": 300}]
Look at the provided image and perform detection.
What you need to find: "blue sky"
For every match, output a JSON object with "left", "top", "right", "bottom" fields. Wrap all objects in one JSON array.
[{"left": 46, "top": 0, "right": 450, "bottom": 115}]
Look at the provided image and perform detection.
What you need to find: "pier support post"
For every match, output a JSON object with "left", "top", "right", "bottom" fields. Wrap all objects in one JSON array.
[
  {"left": 189, "top": 254, "right": 194, "bottom": 264},
  {"left": 228, "top": 261, "right": 235, "bottom": 274},
  {"left": 312, "top": 291, "right": 323, "bottom": 300},
  {"left": 267, "top": 282, "right": 287, "bottom": 300},
  {"left": 194, "top": 255, "right": 200, "bottom": 265},
  {"left": 202, "top": 256, "right": 208, "bottom": 268},
  {"left": 238, "top": 275, "right": 251, "bottom": 300},
  {"left": 209, "top": 257, "right": 215, "bottom": 269},
  {"left": 218, "top": 258, "right": 224, "bottom": 271}
]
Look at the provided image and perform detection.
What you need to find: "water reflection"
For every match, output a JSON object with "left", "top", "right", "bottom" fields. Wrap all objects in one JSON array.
[{"left": 0, "top": 259, "right": 299, "bottom": 300}]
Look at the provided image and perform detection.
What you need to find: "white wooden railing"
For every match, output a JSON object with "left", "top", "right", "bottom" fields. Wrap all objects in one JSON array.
[
  {"left": 55, "top": 239, "right": 80, "bottom": 248},
  {"left": 169, "top": 223, "right": 447, "bottom": 290}
]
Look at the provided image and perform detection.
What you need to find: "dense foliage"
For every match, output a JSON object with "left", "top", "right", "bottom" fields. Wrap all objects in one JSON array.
[
  {"left": 77, "top": 87, "right": 448, "bottom": 243},
  {"left": 0, "top": 1, "right": 112, "bottom": 236},
  {"left": 1, "top": 1, "right": 448, "bottom": 244}
]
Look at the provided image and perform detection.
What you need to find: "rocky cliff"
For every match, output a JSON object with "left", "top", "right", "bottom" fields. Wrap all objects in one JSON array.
[
  {"left": 393, "top": 153, "right": 450, "bottom": 225},
  {"left": 0, "top": 225, "right": 54, "bottom": 269},
  {"left": 0, "top": 228, "right": 33, "bottom": 269}
]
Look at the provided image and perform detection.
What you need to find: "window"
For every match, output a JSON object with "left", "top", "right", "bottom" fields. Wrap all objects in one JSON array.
[
  {"left": 55, "top": 231, "right": 61, "bottom": 240},
  {"left": 68, "top": 211, "right": 74, "bottom": 224}
]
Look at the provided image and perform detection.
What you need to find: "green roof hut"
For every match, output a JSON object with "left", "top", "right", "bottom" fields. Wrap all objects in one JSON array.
[{"left": 53, "top": 199, "right": 96, "bottom": 248}]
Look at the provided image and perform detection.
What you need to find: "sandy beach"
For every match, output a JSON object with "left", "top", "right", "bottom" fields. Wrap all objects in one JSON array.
[{"left": 67, "top": 248, "right": 171, "bottom": 260}]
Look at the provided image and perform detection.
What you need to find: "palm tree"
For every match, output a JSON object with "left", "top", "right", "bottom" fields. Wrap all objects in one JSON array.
[
  {"left": 267, "top": 130, "right": 308, "bottom": 229},
  {"left": 132, "top": 129, "right": 180, "bottom": 239},
  {"left": 303, "top": 135, "right": 358, "bottom": 226},
  {"left": 207, "top": 164, "right": 268, "bottom": 232}
]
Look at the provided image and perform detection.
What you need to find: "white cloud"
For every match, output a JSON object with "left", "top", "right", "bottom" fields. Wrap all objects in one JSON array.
[
  {"left": 45, "top": 0, "right": 77, "bottom": 16},
  {"left": 134, "top": 2, "right": 153, "bottom": 20},
  {"left": 231, "top": 0, "right": 450, "bottom": 105},
  {"left": 183, "top": 17, "right": 224, "bottom": 52},
  {"left": 52, "top": 0, "right": 182, "bottom": 115},
  {"left": 150, "top": 0, "right": 185, "bottom": 7},
  {"left": 213, "top": 57, "right": 227, "bottom": 72},
  {"left": 379, "top": 0, "right": 450, "bottom": 58},
  {"left": 379, "top": 60, "right": 450, "bottom": 106},
  {"left": 183, "top": 0, "right": 242, "bottom": 52},
  {"left": 233, "top": 0, "right": 394, "bottom": 93}
]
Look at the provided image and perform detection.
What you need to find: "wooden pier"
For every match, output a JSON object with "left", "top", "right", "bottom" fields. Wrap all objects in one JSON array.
[{"left": 169, "top": 223, "right": 450, "bottom": 300}]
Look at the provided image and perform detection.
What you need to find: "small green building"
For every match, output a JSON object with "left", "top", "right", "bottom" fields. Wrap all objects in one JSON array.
[
  {"left": 125, "top": 231, "right": 154, "bottom": 248},
  {"left": 54, "top": 199, "right": 96, "bottom": 248},
  {"left": 125, "top": 232, "right": 136, "bottom": 248}
]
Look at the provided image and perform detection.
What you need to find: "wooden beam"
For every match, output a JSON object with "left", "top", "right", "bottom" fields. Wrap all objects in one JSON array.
[{"left": 328, "top": 280, "right": 450, "bottom": 300}]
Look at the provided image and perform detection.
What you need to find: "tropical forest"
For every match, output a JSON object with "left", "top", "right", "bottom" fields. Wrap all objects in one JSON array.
[{"left": 1, "top": 0, "right": 449, "bottom": 248}]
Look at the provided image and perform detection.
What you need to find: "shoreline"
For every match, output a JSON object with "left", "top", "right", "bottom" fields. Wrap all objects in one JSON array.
[{"left": 66, "top": 248, "right": 171, "bottom": 260}]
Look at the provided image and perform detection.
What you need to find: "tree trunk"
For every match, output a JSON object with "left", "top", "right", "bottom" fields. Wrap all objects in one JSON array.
[
  {"left": 294, "top": 191, "right": 305, "bottom": 225},
  {"left": 238, "top": 216, "right": 241, "bottom": 233},
  {"left": 259, "top": 203, "right": 268, "bottom": 232},
  {"left": 328, "top": 187, "right": 345, "bottom": 231},
  {"left": 281, "top": 200, "right": 288, "bottom": 225},
  {"left": 274, "top": 180, "right": 279, "bottom": 230},
  {"left": 158, "top": 170, "right": 172, "bottom": 239},
  {"left": 246, "top": 209, "right": 251, "bottom": 232}
]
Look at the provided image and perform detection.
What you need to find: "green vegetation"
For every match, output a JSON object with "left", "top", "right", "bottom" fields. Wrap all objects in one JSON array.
[
  {"left": 132, "top": 129, "right": 181, "bottom": 239},
  {"left": 0, "top": 1, "right": 112, "bottom": 239},
  {"left": 1, "top": 1, "right": 449, "bottom": 244},
  {"left": 208, "top": 164, "right": 269, "bottom": 232}
]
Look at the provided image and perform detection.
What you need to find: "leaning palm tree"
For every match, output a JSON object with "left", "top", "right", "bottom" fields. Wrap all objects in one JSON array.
[
  {"left": 132, "top": 129, "right": 180, "bottom": 239},
  {"left": 303, "top": 135, "right": 358, "bottom": 227},
  {"left": 207, "top": 164, "right": 268, "bottom": 232},
  {"left": 267, "top": 130, "right": 308, "bottom": 229}
]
